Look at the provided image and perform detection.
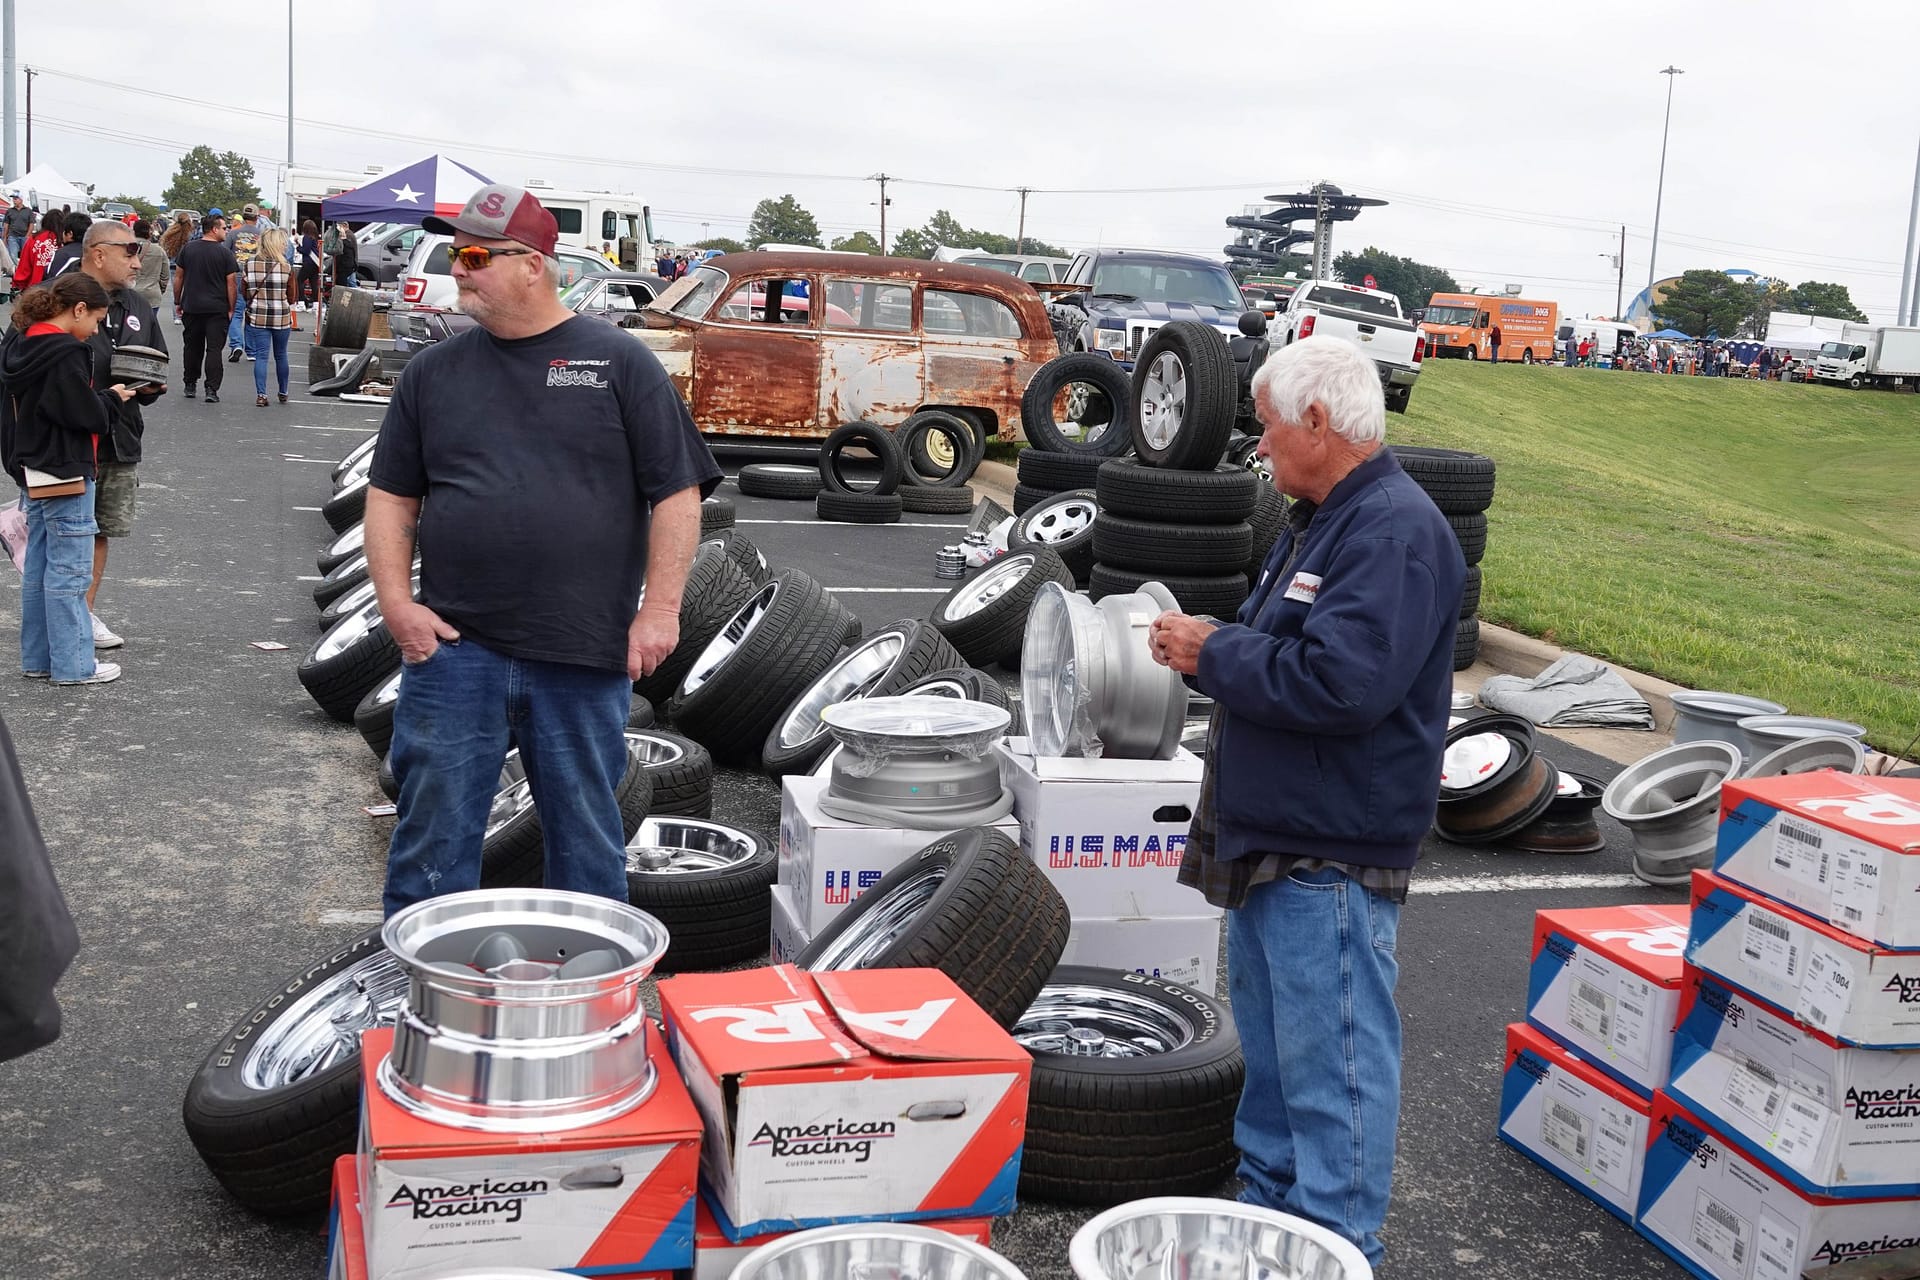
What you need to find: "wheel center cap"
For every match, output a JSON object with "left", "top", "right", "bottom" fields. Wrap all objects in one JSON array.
[{"left": 1066, "top": 1027, "right": 1106, "bottom": 1055}]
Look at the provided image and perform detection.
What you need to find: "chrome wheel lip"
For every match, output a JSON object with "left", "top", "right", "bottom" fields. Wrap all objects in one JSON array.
[
  {"left": 732, "top": 1223, "right": 1029, "bottom": 1280},
  {"left": 624, "top": 816, "right": 763, "bottom": 875},
  {"left": 1070, "top": 1196, "right": 1372, "bottom": 1280},
  {"left": 322, "top": 551, "right": 369, "bottom": 584},
  {"left": 335, "top": 463, "right": 372, "bottom": 495},
  {"left": 1139, "top": 351, "right": 1188, "bottom": 450},
  {"left": 807, "top": 865, "right": 946, "bottom": 969},
  {"left": 682, "top": 581, "right": 779, "bottom": 695},
  {"left": 623, "top": 730, "right": 687, "bottom": 767},
  {"left": 941, "top": 553, "right": 1038, "bottom": 622},
  {"left": 486, "top": 753, "right": 533, "bottom": 835},
  {"left": 1022, "top": 496, "right": 1097, "bottom": 544},
  {"left": 774, "top": 631, "right": 908, "bottom": 748},
  {"left": 370, "top": 668, "right": 403, "bottom": 707},
  {"left": 326, "top": 522, "right": 365, "bottom": 559},
  {"left": 240, "top": 946, "right": 408, "bottom": 1091},
  {"left": 1011, "top": 982, "right": 1196, "bottom": 1058},
  {"left": 314, "top": 597, "right": 381, "bottom": 661}
]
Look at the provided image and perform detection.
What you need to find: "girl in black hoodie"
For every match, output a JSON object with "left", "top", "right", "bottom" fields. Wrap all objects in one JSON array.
[{"left": 1, "top": 274, "right": 135, "bottom": 685}]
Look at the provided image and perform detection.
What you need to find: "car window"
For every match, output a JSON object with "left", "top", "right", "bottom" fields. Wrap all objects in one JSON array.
[
  {"left": 718, "top": 277, "right": 812, "bottom": 325},
  {"left": 823, "top": 279, "right": 913, "bottom": 332},
  {"left": 550, "top": 207, "right": 583, "bottom": 236},
  {"left": 602, "top": 211, "right": 619, "bottom": 241},
  {"left": 391, "top": 228, "right": 423, "bottom": 254},
  {"left": 923, "top": 289, "right": 1020, "bottom": 339},
  {"left": 660, "top": 265, "right": 728, "bottom": 318},
  {"left": 604, "top": 283, "right": 651, "bottom": 312},
  {"left": 1306, "top": 285, "right": 1401, "bottom": 318},
  {"left": 1020, "top": 263, "right": 1053, "bottom": 283}
]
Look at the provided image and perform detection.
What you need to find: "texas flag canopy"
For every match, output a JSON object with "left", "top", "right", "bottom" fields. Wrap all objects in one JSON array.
[{"left": 320, "top": 154, "right": 492, "bottom": 224}]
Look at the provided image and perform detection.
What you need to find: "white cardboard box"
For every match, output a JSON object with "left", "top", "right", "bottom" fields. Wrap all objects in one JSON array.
[
  {"left": 1061, "top": 913, "right": 1222, "bottom": 994},
  {"left": 996, "top": 737, "right": 1218, "bottom": 921},
  {"left": 779, "top": 774, "right": 1021, "bottom": 935},
  {"left": 1686, "top": 870, "right": 1920, "bottom": 1048},
  {"left": 1525, "top": 903, "right": 1690, "bottom": 1097},
  {"left": 1498, "top": 1021, "right": 1651, "bottom": 1222},
  {"left": 1714, "top": 773, "right": 1920, "bottom": 951},
  {"left": 1667, "top": 967, "right": 1920, "bottom": 1198},
  {"left": 1636, "top": 1094, "right": 1920, "bottom": 1278},
  {"left": 768, "top": 883, "right": 808, "bottom": 965}
]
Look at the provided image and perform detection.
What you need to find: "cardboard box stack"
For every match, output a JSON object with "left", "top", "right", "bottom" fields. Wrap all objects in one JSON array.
[{"left": 1499, "top": 774, "right": 1920, "bottom": 1279}]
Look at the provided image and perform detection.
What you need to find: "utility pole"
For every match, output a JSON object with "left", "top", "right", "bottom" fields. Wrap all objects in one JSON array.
[
  {"left": 870, "top": 173, "right": 891, "bottom": 255},
  {"left": 1015, "top": 186, "right": 1031, "bottom": 255},
  {"left": 1904, "top": 131, "right": 1920, "bottom": 326},
  {"left": 24, "top": 64, "right": 32, "bottom": 172},
  {"left": 1617, "top": 224, "right": 1626, "bottom": 319},
  {"left": 3, "top": 0, "right": 16, "bottom": 183},
  {"left": 284, "top": 0, "right": 294, "bottom": 215},
  {"left": 1647, "top": 65, "right": 1684, "bottom": 308}
]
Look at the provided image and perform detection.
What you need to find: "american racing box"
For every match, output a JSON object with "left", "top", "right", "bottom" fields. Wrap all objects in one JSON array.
[
  {"left": 1498, "top": 1021, "right": 1652, "bottom": 1222},
  {"left": 1667, "top": 967, "right": 1920, "bottom": 1198},
  {"left": 995, "top": 737, "right": 1218, "bottom": 922},
  {"left": 1526, "top": 903, "right": 1690, "bottom": 1096},
  {"left": 690, "top": 1194, "right": 993, "bottom": 1280},
  {"left": 1636, "top": 1093, "right": 1920, "bottom": 1278},
  {"left": 1686, "top": 870, "right": 1920, "bottom": 1048},
  {"left": 355, "top": 1027, "right": 700, "bottom": 1279},
  {"left": 1715, "top": 773, "right": 1920, "bottom": 951},
  {"left": 659, "top": 965, "right": 1029, "bottom": 1239},
  {"left": 1060, "top": 912, "right": 1222, "bottom": 994},
  {"left": 778, "top": 773, "right": 1020, "bottom": 935}
]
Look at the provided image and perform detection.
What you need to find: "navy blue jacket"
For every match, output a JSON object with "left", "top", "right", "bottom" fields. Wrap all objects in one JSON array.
[{"left": 1195, "top": 448, "right": 1465, "bottom": 869}]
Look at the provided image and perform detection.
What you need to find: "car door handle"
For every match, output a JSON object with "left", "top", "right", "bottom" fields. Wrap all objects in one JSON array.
[{"left": 1002, "top": 356, "right": 1014, "bottom": 364}]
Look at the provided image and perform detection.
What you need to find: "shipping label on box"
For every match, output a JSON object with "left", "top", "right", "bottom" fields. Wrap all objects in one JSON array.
[
  {"left": 1525, "top": 903, "right": 1689, "bottom": 1096},
  {"left": 1715, "top": 773, "right": 1920, "bottom": 950},
  {"left": 1668, "top": 966, "right": 1920, "bottom": 1198},
  {"left": 691, "top": 1195, "right": 992, "bottom": 1280},
  {"left": 769, "top": 883, "right": 807, "bottom": 966},
  {"left": 659, "top": 965, "right": 1030, "bottom": 1239},
  {"left": 779, "top": 774, "right": 1020, "bottom": 935},
  {"left": 996, "top": 738, "right": 1218, "bottom": 921},
  {"left": 1636, "top": 1093, "right": 1920, "bottom": 1278},
  {"left": 1686, "top": 870, "right": 1920, "bottom": 1048},
  {"left": 355, "top": 1028, "right": 699, "bottom": 1279},
  {"left": 1061, "top": 914, "right": 1221, "bottom": 994},
  {"left": 1497, "top": 1022, "right": 1651, "bottom": 1222}
]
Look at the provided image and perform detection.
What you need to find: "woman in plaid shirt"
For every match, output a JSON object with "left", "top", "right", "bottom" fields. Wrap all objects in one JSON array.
[{"left": 241, "top": 228, "right": 294, "bottom": 406}]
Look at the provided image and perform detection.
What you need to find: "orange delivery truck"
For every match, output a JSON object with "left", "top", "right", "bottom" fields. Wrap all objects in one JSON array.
[{"left": 1419, "top": 293, "right": 1560, "bottom": 363}]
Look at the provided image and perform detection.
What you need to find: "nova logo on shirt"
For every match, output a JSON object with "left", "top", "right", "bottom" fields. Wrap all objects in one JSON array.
[{"left": 547, "top": 357, "right": 611, "bottom": 389}]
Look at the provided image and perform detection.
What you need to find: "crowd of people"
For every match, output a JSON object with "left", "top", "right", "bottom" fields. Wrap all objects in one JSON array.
[{"left": 1563, "top": 331, "right": 1803, "bottom": 379}]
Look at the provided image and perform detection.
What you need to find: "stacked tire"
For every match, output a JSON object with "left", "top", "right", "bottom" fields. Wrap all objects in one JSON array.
[
  {"left": 815, "top": 421, "right": 904, "bottom": 524},
  {"left": 1012, "top": 352, "right": 1133, "bottom": 516},
  {"left": 1391, "top": 446, "right": 1496, "bottom": 669},
  {"left": 895, "top": 409, "right": 982, "bottom": 514},
  {"left": 1089, "top": 322, "right": 1259, "bottom": 618}
]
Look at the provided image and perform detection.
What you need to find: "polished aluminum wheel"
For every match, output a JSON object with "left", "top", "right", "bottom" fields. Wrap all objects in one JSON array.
[
  {"left": 1013, "top": 982, "right": 1196, "bottom": 1059},
  {"left": 772, "top": 631, "right": 907, "bottom": 749},
  {"left": 625, "top": 816, "right": 762, "bottom": 875},
  {"left": 1071, "top": 1196, "right": 1372, "bottom": 1280},
  {"left": 313, "top": 597, "right": 381, "bottom": 662},
  {"left": 941, "top": 553, "right": 1041, "bottom": 622},
  {"left": 368, "top": 668, "right": 402, "bottom": 708},
  {"left": 806, "top": 865, "right": 946, "bottom": 969},
  {"left": 681, "top": 580, "right": 778, "bottom": 695},
  {"left": 241, "top": 947, "right": 408, "bottom": 1090},
  {"left": 486, "top": 753, "right": 534, "bottom": 837},
  {"left": 1137, "top": 351, "right": 1188, "bottom": 451},
  {"left": 731, "top": 1224, "right": 1028, "bottom": 1280},
  {"left": 1021, "top": 494, "right": 1097, "bottom": 546},
  {"left": 323, "top": 521, "right": 365, "bottom": 563}
]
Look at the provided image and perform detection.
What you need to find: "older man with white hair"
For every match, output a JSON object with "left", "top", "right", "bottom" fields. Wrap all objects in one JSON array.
[{"left": 1149, "top": 335, "right": 1464, "bottom": 1267}]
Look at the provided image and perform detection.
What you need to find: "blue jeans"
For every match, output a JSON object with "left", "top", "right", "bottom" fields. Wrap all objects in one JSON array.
[
  {"left": 226, "top": 290, "right": 247, "bottom": 352},
  {"left": 18, "top": 483, "right": 99, "bottom": 682},
  {"left": 1228, "top": 865, "right": 1402, "bottom": 1267},
  {"left": 383, "top": 637, "right": 633, "bottom": 916},
  {"left": 6, "top": 233, "right": 22, "bottom": 262},
  {"left": 246, "top": 324, "right": 291, "bottom": 395}
]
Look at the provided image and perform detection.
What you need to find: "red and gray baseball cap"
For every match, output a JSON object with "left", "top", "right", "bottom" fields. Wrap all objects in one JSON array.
[{"left": 423, "top": 183, "right": 559, "bottom": 256}]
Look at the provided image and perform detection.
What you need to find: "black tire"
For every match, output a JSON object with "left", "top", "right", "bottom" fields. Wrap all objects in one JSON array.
[
  {"left": 1095, "top": 458, "right": 1260, "bottom": 524},
  {"left": 702, "top": 527, "right": 769, "bottom": 584},
  {"left": 1010, "top": 489, "right": 1098, "bottom": 586},
  {"left": 1012, "top": 483, "right": 1056, "bottom": 516},
  {"left": 1245, "top": 482, "right": 1287, "bottom": 579},
  {"left": 762, "top": 619, "right": 967, "bottom": 777},
  {"left": 316, "top": 523, "right": 364, "bottom": 575},
  {"left": 1092, "top": 515, "right": 1254, "bottom": 576},
  {"left": 330, "top": 433, "right": 378, "bottom": 487},
  {"left": 1130, "top": 322, "right": 1237, "bottom": 470},
  {"left": 815, "top": 489, "right": 903, "bottom": 523},
  {"left": 928, "top": 548, "right": 1075, "bottom": 667},
  {"left": 842, "top": 613, "right": 863, "bottom": 645},
  {"left": 182, "top": 927, "right": 391, "bottom": 1215},
  {"left": 296, "top": 608, "right": 400, "bottom": 722},
  {"left": 633, "top": 542, "right": 760, "bottom": 708},
  {"left": 1020, "top": 352, "right": 1134, "bottom": 457},
  {"left": 1017, "top": 966, "right": 1244, "bottom": 1205},
  {"left": 700, "top": 496, "right": 735, "bottom": 534},
  {"left": 797, "top": 828, "right": 1070, "bottom": 1029},
  {"left": 377, "top": 753, "right": 398, "bottom": 800},
  {"left": 1018, "top": 447, "right": 1108, "bottom": 492},
  {"left": 311, "top": 553, "right": 369, "bottom": 610},
  {"left": 898, "top": 410, "right": 982, "bottom": 487},
  {"left": 1089, "top": 563, "right": 1250, "bottom": 618},
  {"left": 478, "top": 744, "right": 652, "bottom": 889},
  {"left": 899, "top": 484, "right": 975, "bottom": 514},
  {"left": 1391, "top": 446, "right": 1496, "bottom": 514},
  {"left": 896, "top": 666, "right": 1012, "bottom": 714},
  {"left": 1447, "top": 511, "right": 1489, "bottom": 565},
  {"left": 1223, "top": 433, "right": 1261, "bottom": 471},
  {"left": 668, "top": 570, "right": 852, "bottom": 765},
  {"left": 1455, "top": 614, "right": 1481, "bottom": 670},
  {"left": 321, "top": 563, "right": 417, "bottom": 632},
  {"left": 627, "top": 819, "right": 776, "bottom": 972},
  {"left": 318, "top": 288, "right": 372, "bottom": 349},
  {"left": 306, "top": 343, "right": 364, "bottom": 389},
  {"left": 736, "top": 462, "right": 823, "bottom": 501},
  {"left": 625, "top": 730, "right": 713, "bottom": 818},
  {"left": 1460, "top": 564, "right": 1483, "bottom": 618},
  {"left": 627, "top": 694, "right": 656, "bottom": 730},
  {"left": 351, "top": 669, "right": 402, "bottom": 757},
  {"left": 819, "top": 420, "right": 905, "bottom": 495}
]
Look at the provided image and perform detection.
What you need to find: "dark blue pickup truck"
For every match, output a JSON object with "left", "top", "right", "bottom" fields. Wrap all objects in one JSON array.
[{"left": 1043, "top": 248, "right": 1251, "bottom": 370}]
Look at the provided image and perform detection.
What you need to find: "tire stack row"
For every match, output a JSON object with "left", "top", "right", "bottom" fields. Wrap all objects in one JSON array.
[
  {"left": 1390, "top": 445, "right": 1496, "bottom": 669},
  {"left": 735, "top": 413, "right": 982, "bottom": 523}
]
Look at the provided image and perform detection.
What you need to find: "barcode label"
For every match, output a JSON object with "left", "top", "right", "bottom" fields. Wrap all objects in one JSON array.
[
  {"left": 1778, "top": 817, "right": 1821, "bottom": 847},
  {"left": 1750, "top": 913, "right": 1790, "bottom": 943},
  {"left": 1540, "top": 1096, "right": 1593, "bottom": 1164},
  {"left": 1566, "top": 977, "right": 1614, "bottom": 1043}
]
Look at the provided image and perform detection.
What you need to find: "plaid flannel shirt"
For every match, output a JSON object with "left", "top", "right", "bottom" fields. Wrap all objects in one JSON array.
[{"left": 241, "top": 258, "right": 292, "bottom": 330}]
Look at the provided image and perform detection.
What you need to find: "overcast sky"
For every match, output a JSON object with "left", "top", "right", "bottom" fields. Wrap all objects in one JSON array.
[{"left": 10, "top": 1, "right": 1919, "bottom": 320}]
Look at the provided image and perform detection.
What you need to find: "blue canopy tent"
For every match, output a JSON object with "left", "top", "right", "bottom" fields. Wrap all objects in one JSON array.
[
  {"left": 320, "top": 154, "right": 491, "bottom": 224},
  {"left": 1647, "top": 327, "right": 1692, "bottom": 340}
]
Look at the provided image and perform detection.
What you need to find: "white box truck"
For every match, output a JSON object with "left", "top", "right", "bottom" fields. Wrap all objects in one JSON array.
[{"left": 1812, "top": 322, "right": 1920, "bottom": 389}]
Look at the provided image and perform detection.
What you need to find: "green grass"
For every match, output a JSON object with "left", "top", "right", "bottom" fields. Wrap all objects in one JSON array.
[{"left": 1390, "top": 360, "right": 1920, "bottom": 753}]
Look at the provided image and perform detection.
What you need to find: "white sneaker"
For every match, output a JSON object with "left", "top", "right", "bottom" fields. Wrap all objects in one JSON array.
[
  {"left": 54, "top": 661, "right": 121, "bottom": 686},
  {"left": 91, "top": 613, "right": 124, "bottom": 649}
]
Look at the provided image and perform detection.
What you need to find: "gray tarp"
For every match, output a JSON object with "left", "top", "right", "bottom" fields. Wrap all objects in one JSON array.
[{"left": 1477, "top": 655, "right": 1655, "bottom": 730}]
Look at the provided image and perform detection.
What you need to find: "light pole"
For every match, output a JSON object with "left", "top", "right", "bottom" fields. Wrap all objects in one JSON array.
[{"left": 1646, "top": 65, "right": 1684, "bottom": 312}]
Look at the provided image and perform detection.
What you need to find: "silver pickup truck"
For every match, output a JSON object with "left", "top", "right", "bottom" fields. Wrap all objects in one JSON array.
[{"left": 1270, "top": 279, "right": 1423, "bottom": 413}]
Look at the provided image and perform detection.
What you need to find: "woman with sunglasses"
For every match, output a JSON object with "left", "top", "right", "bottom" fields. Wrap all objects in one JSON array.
[{"left": 241, "top": 228, "right": 295, "bottom": 406}]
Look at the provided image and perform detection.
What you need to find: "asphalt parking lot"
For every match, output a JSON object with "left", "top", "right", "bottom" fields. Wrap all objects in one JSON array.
[{"left": 0, "top": 321, "right": 1692, "bottom": 1279}]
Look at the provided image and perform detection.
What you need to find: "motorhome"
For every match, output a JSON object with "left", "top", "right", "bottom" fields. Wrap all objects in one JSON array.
[{"left": 1420, "top": 293, "right": 1559, "bottom": 363}]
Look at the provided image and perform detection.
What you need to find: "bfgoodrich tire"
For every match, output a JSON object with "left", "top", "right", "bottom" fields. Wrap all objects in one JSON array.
[
  {"left": 1014, "top": 966, "right": 1244, "bottom": 1205},
  {"left": 1020, "top": 352, "right": 1134, "bottom": 457},
  {"left": 321, "top": 474, "right": 369, "bottom": 534},
  {"left": 798, "top": 828, "right": 1070, "bottom": 1029},
  {"left": 625, "top": 729, "right": 714, "bottom": 818},
  {"left": 625, "top": 817, "right": 775, "bottom": 972}
]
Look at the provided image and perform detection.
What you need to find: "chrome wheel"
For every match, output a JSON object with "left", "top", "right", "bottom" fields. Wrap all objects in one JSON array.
[
  {"left": 325, "top": 522, "right": 365, "bottom": 560},
  {"left": 940, "top": 553, "right": 1039, "bottom": 622},
  {"left": 486, "top": 753, "right": 534, "bottom": 837},
  {"left": 624, "top": 731, "right": 686, "bottom": 768},
  {"left": 1013, "top": 982, "right": 1196, "bottom": 1058},
  {"left": 773, "top": 631, "right": 907, "bottom": 749},
  {"left": 1020, "top": 495, "right": 1096, "bottom": 545},
  {"left": 625, "top": 816, "right": 762, "bottom": 874},
  {"left": 369, "top": 668, "right": 402, "bottom": 708},
  {"left": 806, "top": 865, "right": 946, "bottom": 969},
  {"left": 1138, "top": 351, "right": 1188, "bottom": 450},
  {"left": 314, "top": 598, "right": 380, "bottom": 661},
  {"left": 241, "top": 948, "right": 408, "bottom": 1090},
  {"left": 681, "top": 580, "right": 778, "bottom": 695}
]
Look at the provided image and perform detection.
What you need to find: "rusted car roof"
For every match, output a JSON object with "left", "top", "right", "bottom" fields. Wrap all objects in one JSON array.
[{"left": 692, "top": 251, "right": 1049, "bottom": 310}]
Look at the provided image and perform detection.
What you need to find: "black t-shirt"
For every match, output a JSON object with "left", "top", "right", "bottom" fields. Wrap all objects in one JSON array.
[
  {"left": 5, "top": 206, "right": 33, "bottom": 236},
  {"left": 174, "top": 238, "right": 239, "bottom": 314},
  {"left": 369, "top": 316, "right": 721, "bottom": 672}
]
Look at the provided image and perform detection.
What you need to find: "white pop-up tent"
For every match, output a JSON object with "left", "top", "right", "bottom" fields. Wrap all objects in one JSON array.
[
  {"left": 1, "top": 165, "right": 92, "bottom": 211},
  {"left": 1764, "top": 311, "right": 1854, "bottom": 355}
]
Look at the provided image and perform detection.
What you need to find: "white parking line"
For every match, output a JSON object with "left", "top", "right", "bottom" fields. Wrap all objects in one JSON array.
[
  {"left": 735, "top": 519, "right": 967, "bottom": 528},
  {"left": 825, "top": 587, "right": 950, "bottom": 594},
  {"left": 292, "top": 506, "right": 323, "bottom": 512},
  {"left": 1412, "top": 872, "right": 1644, "bottom": 896},
  {"left": 281, "top": 455, "right": 337, "bottom": 464},
  {"left": 319, "top": 909, "right": 384, "bottom": 926},
  {"left": 295, "top": 575, "right": 323, "bottom": 582},
  {"left": 291, "top": 422, "right": 379, "bottom": 432}
]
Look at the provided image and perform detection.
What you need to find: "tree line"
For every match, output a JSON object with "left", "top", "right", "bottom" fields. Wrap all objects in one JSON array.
[{"left": 694, "top": 194, "right": 1066, "bottom": 260}]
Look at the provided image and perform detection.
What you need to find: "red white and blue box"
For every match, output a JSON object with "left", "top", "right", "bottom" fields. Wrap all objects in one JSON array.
[
  {"left": 1498, "top": 1021, "right": 1652, "bottom": 1222},
  {"left": 1525, "top": 903, "right": 1690, "bottom": 1096}
]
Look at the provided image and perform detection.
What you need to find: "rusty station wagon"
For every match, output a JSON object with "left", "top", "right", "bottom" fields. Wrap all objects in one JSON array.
[{"left": 634, "top": 251, "right": 1059, "bottom": 443}]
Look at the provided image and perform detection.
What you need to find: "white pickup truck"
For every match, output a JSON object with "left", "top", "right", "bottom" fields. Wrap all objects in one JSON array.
[{"left": 1269, "top": 279, "right": 1423, "bottom": 413}]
